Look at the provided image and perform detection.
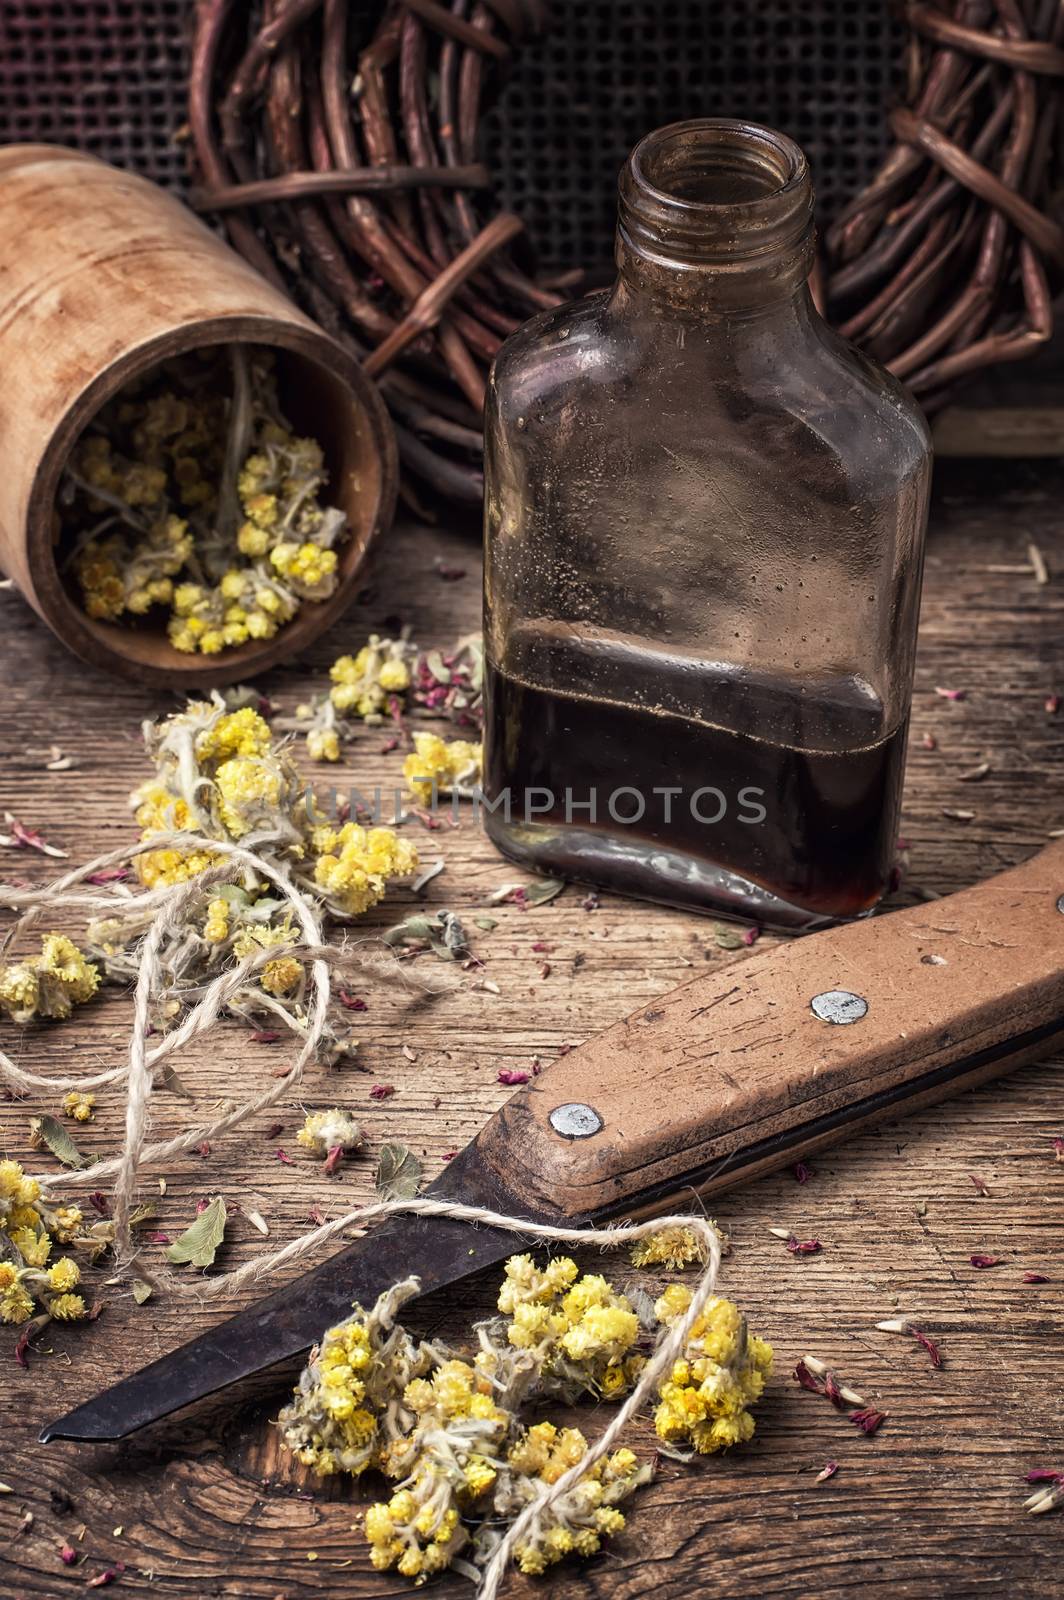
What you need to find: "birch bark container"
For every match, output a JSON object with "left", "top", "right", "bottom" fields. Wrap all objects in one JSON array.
[{"left": 0, "top": 145, "right": 397, "bottom": 687}]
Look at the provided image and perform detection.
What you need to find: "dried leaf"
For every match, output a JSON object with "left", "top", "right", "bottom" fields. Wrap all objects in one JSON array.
[
  {"left": 28, "top": 1115, "right": 86, "bottom": 1169},
  {"left": 131, "top": 1279, "right": 153, "bottom": 1305},
  {"left": 384, "top": 909, "right": 469, "bottom": 961},
  {"left": 375, "top": 1142, "right": 422, "bottom": 1202},
  {"left": 166, "top": 1196, "right": 227, "bottom": 1268},
  {"left": 712, "top": 924, "right": 743, "bottom": 950},
  {"left": 474, "top": 915, "right": 498, "bottom": 931},
  {"left": 525, "top": 878, "right": 566, "bottom": 907}
]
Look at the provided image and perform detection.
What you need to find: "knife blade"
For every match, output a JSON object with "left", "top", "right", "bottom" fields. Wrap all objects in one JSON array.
[{"left": 42, "top": 839, "right": 1064, "bottom": 1444}]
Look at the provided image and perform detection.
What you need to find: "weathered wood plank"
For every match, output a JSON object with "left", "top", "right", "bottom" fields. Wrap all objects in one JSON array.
[{"left": 0, "top": 461, "right": 1062, "bottom": 1598}]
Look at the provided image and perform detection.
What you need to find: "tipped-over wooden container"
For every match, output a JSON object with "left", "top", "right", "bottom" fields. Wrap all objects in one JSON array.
[{"left": 0, "top": 145, "right": 397, "bottom": 688}]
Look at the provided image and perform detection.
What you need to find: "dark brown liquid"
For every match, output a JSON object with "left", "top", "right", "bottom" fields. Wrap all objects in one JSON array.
[{"left": 484, "top": 628, "right": 906, "bottom": 926}]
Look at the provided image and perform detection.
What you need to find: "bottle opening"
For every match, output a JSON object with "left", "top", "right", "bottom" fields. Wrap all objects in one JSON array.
[
  {"left": 633, "top": 120, "right": 804, "bottom": 210},
  {"left": 617, "top": 118, "right": 814, "bottom": 298}
]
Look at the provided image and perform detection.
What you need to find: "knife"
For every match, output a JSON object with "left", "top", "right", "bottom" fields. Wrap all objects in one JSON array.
[{"left": 42, "top": 839, "right": 1064, "bottom": 1444}]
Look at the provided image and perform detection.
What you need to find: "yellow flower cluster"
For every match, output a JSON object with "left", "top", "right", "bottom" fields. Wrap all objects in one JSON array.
[
  {"left": 652, "top": 1283, "right": 773, "bottom": 1453},
  {"left": 296, "top": 1108, "right": 364, "bottom": 1158},
  {"left": 403, "top": 732, "right": 483, "bottom": 804},
  {"left": 261, "top": 955, "right": 303, "bottom": 996},
  {"left": 63, "top": 1091, "right": 96, "bottom": 1123},
  {"left": 504, "top": 1424, "right": 650, "bottom": 1575},
  {"left": 365, "top": 1359, "right": 511, "bottom": 1579},
  {"left": 493, "top": 1253, "right": 643, "bottom": 1398},
  {"left": 280, "top": 1278, "right": 432, "bottom": 1479},
  {"left": 0, "top": 934, "right": 100, "bottom": 1025},
  {"left": 630, "top": 1222, "right": 711, "bottom": 1271},
  {"left": 63, "top": 349, "right": 348, "bottom": 656},
  {"left": 166, "top": 567, "right": 298, "bottom": 656},
  {"left": 306, "top": 726, "right": 341, "bottom": 764},
  {"left": 131, "top": 703, "right": 417, "bottom": 923},
  {"left": 76, "top": 511, "right": 192, "bottom": 622},
  {"left": 0, "top": 1159, "right": 88, "bottom": 1326},
  {"left": 329, "top": 637, "right": 415, "bottom": 721},
  {"left": 310, "top": 822, "right": 419, "bottom": 917}
]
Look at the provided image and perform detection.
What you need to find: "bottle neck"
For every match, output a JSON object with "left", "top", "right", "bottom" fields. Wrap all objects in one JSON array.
[{"left": 613, "top": 119, "right": 816, "bottom": 315}]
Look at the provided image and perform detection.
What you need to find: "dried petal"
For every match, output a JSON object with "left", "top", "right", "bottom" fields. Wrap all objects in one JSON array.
[
  {"left": 934, "top": 686, "right": 966, "bottom": 702},
  {"left": 970, "top": 1254, "right": 1003, "bottom": 1268},
  {"left": 497, "top": 1069, "right": 531, "bottom": 1086},
  {"left": 87, "top": 1566, "right": 124, "bottom": 1589},
  {"left": 323, "top": 1144, "right": 345, "bottom": 1177},
  {"left": 786, "top": 1234, "right": 822, "bottom": 1255},
  {"left": 875, "top": 1318, "right": 941, "bottom": 1367},
  {"left": 337, "top": 989, "right": 368, "bottom": 1011},
  {"left": 793, "top": 1161, "right": 812, "bottom": 1185},
  {"left": 793, "top": 1359, "right": 824, "bottom": 1395},
  {"left": 1024, "top": 1272, "right": 1050, "bottom": 1284},
  {"left": 0, "top": 816, "right": 68, "bottom": 856},
  {"left": 850, "top": 1407, "right": 887, "bottom": 1435},
  {"left": 815, "top": 1461, "right": 838, "bottom": 1483},
  {"left": 86, "top": 867, "right": 131, "bottom": 885},
  {"left": 968, "top": 1172, "right": 990, "bottom": 1195},
  {"left": 369, "top": 1084, "right": 395, "bottom": 1101}
]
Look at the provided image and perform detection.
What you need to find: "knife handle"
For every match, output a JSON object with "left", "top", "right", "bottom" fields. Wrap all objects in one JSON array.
[{"left": 477, "top": 842, "right": 1064, "bottom": 1221}]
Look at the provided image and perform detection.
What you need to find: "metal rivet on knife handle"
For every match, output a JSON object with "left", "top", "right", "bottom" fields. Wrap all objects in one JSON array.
[
  {"left": 810, "top": 989, "right": 869, "bottom": 1025},
  {"left": 549, "top": 1103, "right": 604, "bottom": 1139}
]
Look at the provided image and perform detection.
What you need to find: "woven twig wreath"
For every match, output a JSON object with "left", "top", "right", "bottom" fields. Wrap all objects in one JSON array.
[{"left": 191, "top": 0, "right": 1064, "bottom": 505}]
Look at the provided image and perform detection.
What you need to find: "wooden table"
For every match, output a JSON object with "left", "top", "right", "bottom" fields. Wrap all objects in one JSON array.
[{"left": 1, "top": 459, "right": 1063, "bottom": 1599}]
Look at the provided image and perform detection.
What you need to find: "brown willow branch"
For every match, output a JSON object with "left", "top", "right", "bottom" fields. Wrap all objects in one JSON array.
[
  {"left": 363, "top": 212, "right": 524, "bottom": 382},
  {"left": 907, "top": 1, "right": 1064, "bottom": 73},
  {"left": 192, "top": 164, "right": 492, "bottom": 211}
]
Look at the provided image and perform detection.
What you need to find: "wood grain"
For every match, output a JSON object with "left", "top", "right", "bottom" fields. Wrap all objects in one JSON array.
[{"left": 1, "top": 458, "right": 1063, "bottom": 1598}]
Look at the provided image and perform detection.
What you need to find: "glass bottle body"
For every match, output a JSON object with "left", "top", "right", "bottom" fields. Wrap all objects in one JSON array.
[{"left": 483, "top": 121, "right": 932, "bottom": 929}]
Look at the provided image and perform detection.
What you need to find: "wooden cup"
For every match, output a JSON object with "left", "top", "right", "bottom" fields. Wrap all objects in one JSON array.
[{"left": 0, "top": 145, "right": 398, "bottom": 687}]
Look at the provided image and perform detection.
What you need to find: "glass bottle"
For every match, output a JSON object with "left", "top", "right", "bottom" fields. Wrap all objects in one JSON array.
[{"left": 482, "top": 119, "right": 932, "bottom": 929}]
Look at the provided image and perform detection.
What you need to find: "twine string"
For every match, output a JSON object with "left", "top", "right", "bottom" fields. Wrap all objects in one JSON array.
[{"left": 0, "top": 837, "right": 722, "bottom": 1598}]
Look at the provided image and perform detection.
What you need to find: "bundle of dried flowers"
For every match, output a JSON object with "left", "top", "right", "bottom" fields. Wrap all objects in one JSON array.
[
  {"left": 61, "top": 347, "right": 348, "bottom": 655},
  {"left": 280, "top": 1237, "right": 769, "bottom": 1584},
  {"left": 86, "top": 697, "right": 419, "bottom": 1046}
]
